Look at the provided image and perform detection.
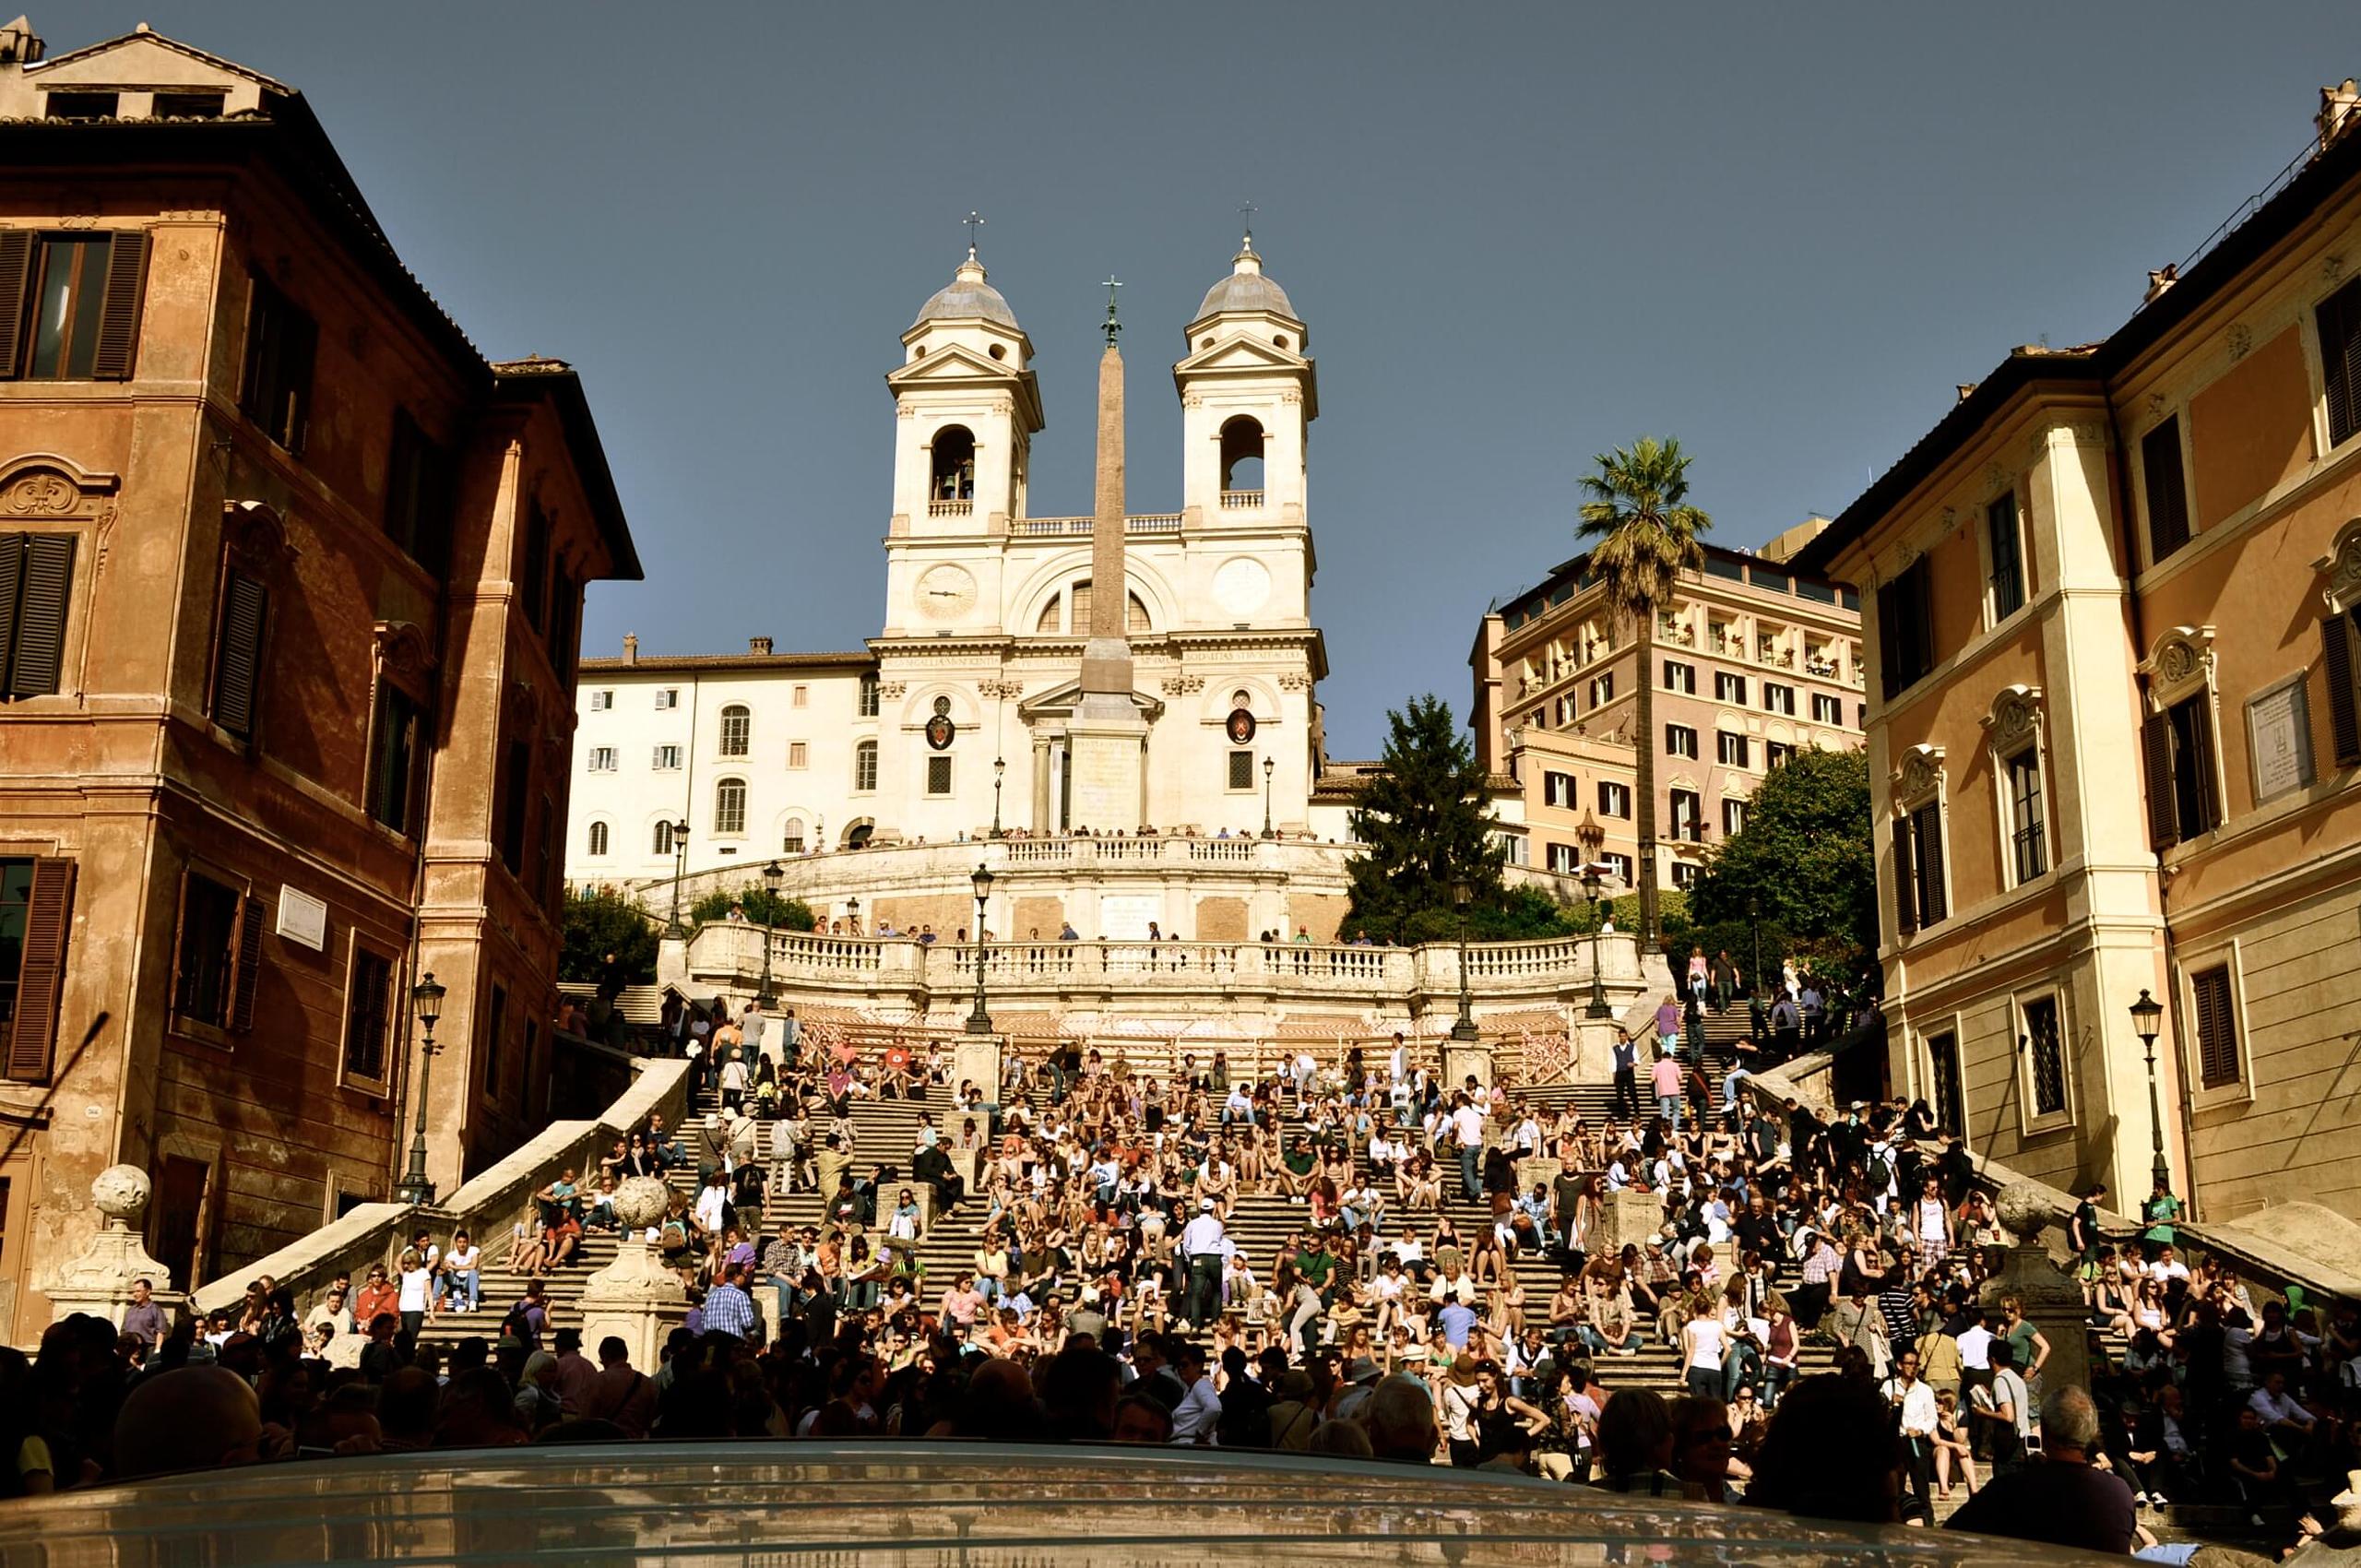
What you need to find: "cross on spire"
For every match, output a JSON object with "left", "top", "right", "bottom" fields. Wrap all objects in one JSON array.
[
  {"left": 964, "top": 209, "right": 984, "bottom": 258},
  {"left": 1239, "top": 198, "right": 1257, "bottom": 249},
  {"left": 1101, "top": 275, "right": 1122, "bottom": 346}
]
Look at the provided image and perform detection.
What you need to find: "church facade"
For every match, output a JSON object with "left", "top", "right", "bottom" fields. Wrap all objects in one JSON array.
[{"left": 566, "top": 241, "right": 1332, "bottom": 922}]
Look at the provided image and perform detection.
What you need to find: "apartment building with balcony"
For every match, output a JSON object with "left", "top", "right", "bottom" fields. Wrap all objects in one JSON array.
[{"left": 1471, "top": 528, "right": 1865, "bottom": 892}]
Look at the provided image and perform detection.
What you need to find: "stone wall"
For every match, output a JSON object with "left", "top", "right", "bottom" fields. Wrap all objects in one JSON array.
[
  {"left": 1193, "top": 896, "right": 1249, "bottom": 941},
  {"left": 1285, "top": 893, "right": 1349, "bottom": 942}
]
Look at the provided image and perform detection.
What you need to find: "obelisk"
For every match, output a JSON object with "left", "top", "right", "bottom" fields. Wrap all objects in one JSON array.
[{"left": 1066, "top": 279, "right": 1149, "bottom": 831}]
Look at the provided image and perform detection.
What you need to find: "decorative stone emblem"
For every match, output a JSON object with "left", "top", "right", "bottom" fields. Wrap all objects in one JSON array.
[
  {"left": 1892, "top": 743, "right": 1945, "bottom": 805},
  {"left": 2142, "top": 625, "right": 2216, "bottom": 702},
  {"left": 2226, "top": 323, "right": 2252, "bottom": 361},
  {"left": 2, "top": 471, "right": 78, "bottom": 515},
  {"left": 1982, "top": 684, "right": 2044, "bottom": 748},
  {"left": 91, "top": 1163, "right": 152, "bottom": 1223},
  {"left": 2315, "top": 518, "right": 2361, "bottom": 616}
]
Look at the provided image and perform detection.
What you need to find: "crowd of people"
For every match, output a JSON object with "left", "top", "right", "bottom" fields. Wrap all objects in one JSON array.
[{"left": 6, "top": 980, "right": 2358, "bottom": 1563}]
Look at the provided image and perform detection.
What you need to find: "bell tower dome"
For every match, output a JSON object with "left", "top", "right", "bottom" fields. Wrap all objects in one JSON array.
[
  {"left": 886, "top": 244, "right": 1044, "bottom": 537},
  {"left": 1175, "top": 233, "right": 1315, "bottom": 528}
]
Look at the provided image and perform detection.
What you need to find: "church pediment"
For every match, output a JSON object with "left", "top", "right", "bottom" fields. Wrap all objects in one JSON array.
[
  {"left": 1017, "top": 678, "right": 1165, "bottom": 723},
  {"left": 1172, "top": 335, "right": 1308, "bottom": 376},
  {"left": 885, "top": 342, "right": 1025, "bottom": 386}
]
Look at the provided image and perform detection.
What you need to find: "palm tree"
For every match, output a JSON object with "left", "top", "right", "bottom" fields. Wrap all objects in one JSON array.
[{"left": 1577, "top": 437, "right": 1712, "bottom": 949}]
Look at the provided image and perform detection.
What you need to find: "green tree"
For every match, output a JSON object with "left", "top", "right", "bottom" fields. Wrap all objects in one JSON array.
[
  {"left": 1342, "top": 695, "right": 1579, "bottom": 943},
  {"left": 1689, "top": 746, "right": 1877, "bottom": 980},
  {"left": 689, "top": 885, "right": 819, "bottom": 931},
  {"left": 560, "top": 886, "right": 658, "bottom": 985},
  {"left": 1577, "top": 436, "right": 1712, "bottom": 948}
]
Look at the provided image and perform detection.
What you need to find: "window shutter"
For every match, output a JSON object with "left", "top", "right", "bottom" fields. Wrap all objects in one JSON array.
[
  {"left": 1892, "top": 816, "right": 1916, "bottom": 936},
  {"left": 0, "top": 533, "right": 19, "bottom": 682},
  {"left": 2326, "top": 612, "right": 2361, "bottom": 768},
  {"left": 2193, "top": 967, "right": 2239, "bottom": 1089},
  {"left": 6, "top": 857, "right": 75, "bottom": 1081},
  {"left": 2142, "top": 418, "right": 2190, "bottom": 561},
  {"left": 1915, "top": 803, "right": 1948, "bottom": 923},
  {"left": 2142, "top": 709, "right": 2179, "bottom": 849},
  {"left": 6, "top": 533, "right": 74, "bottom": 697},
  {"left": 2319, "top": 279, "right": 2361, "bottom": 449},
  {"left": 210, "top": 571, "right": 267, "bottom": 738},
  {"left": 90, "top": 231, "right": 150, "bottom": 380},
  {"left": 2189, "top": 701, "right": 2221, "bottom": 832},
  {"left": 231, "top": 893, "right": 266, "bottom": 1033},
  {"left": 1877, "top": 579, "right": 1904, "bottom": 702},
  {"left": 0, "top": 231, "right": 32, "bottom": 379}
]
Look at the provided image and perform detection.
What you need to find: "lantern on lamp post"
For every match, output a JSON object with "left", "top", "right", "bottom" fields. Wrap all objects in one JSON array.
[
  {"left": 1450, "top": 874, "right": 1478, "bottom": 1042},
  {"left": 967, "top": 863, "right": 996, "bottom": 1036},
  {"left": 394, "top": 972, "right": 448, "bottom": 1206},
  {"left": 2130, "top": 987, "right": 2170, "bottom": 1195}
]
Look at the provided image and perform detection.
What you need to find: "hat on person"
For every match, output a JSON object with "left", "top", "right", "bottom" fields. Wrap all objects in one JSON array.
[
  {"left": 1275, "top": 1369, "right": 1315, "bottom": 1401},
  {"left": 1849, "top": 1100, "right": 1867, "bottom": 1111},
  {"left": 1344, "top": 1355, "right": 1382, "bottom": 1385},
  {"left": 1200, "top": 1198, "right": 1215, "bottom": 1211},
  {"left": 1448, "top": 1353, "right": 1483, "bottom": 1386}
]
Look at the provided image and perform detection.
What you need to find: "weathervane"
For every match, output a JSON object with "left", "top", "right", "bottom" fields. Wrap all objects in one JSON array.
[
  {"left": 964, "top": 209, "right": 984, "bottom": 258},
  {"left": 1239, "top": 198, "right": 1257, "bottom": 249},
  {"left": 1101, "top": 275, "right": 1122, "bottom": 347}
]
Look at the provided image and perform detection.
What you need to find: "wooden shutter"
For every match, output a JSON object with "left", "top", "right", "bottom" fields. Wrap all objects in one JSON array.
[
  {"left": 2142, "top": 709, "right": 2179, "bottom": 849},
  {"left": 0, "top": 533, "right": 19, "bottom": 687},
  {"left": 1877, "top": 577, "right": 1904, "bottom": 702},
  {"left": 6, "top": 857, "right": 75, "bottom": 1081},
  {"left": 1914, "top": 803, "right": 1948, "bottom": 923},
  {"left": 1892, "top": 816, "right": 1916, "bottom": 935},
  {"left": 6, "top": 533, "right": 74, "bottom": 697},
  {"left": 231, "top": 892, "right": 266, "bottom": 1033},
  {"left": 2319, "top": 279, "right": 2361, "bottom": 449},
  {"left": 2192, "top": 966, "right": 2240, "bottom": 1089},
  {"left": 210, "top": 570, "right": 267, "bottom": 738},
  {"left": 89, "top": 231, "right": 150, "bottom": 380},
  {"left": 0, "top": 231, "right": 32, "bottom": 379},
  {"left": 2327, "top": 612, "right": 2361, "bottom": 768},
  {"left": 2142, "top": 418, "right": 2190, "bottom": 561},
  {"left": 2188, "top": 700, "right": 2221, "bottom": 832}
]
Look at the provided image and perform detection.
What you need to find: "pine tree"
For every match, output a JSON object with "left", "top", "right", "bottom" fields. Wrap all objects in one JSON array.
[{"left": 1343, "top": 695, "right": 1515, "bottom": 944}]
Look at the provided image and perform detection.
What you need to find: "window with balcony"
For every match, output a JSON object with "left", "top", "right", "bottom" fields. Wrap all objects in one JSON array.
[
  {"left": 1715, "top": 732, "right": 1750, "bottom": 767},
  {"left": 1714, "top": 671, "right": 1747, "bottom": 705},
  {"left": 1666, "top": 724, "right": 1698, "bottom": 759},
  {"left": 2004, "top": 746, "right": 2047, "bottom": 885},
  {"left": 1662, "top": 659, "right": 1695, "bottom": 695}
]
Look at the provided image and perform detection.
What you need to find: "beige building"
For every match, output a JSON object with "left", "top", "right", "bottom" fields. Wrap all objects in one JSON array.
[
  {"left": 1794, "top": 84, "right": 2361, "bottom": 1221},
  {"left": 0, "top": 21, "right": 635, "bottom": 1323},
  {"left": 1471, "top": 533, "right": 1866, "bottom": 891}
]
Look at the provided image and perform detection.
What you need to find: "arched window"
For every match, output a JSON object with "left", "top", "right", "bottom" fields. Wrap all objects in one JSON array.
[
  {"left": 1231, "top": 688, "right": 1252, "bottom": 710},
  {"left": 1035, "top": 591, "right": 1062, "bottom": 634},
  {"left": 714, "top": 777, "right": 747, "bottom": 835},
  {"left": 1127, "top": 592, "right": 1150, "bottom": 634},
  {"left": 858, "top": 672, "right": 880, "bottom": 717},
  {"left": 931, "top": 425, "right": 976, "bottom": 502},
  {"left": 1219, "top": 415, "right": 1265, "bottom": 493},
  {"left": 1062, "top": 580, "right": 1152, "bottom": 636},
  {"left": 847, "top": 821, "right": 874, "bottom": 848},
  {"left": 782, "top": 816, "right": 805, "bottom": 854},
  {"left": 854, "top": 740, "right": 879, "bottom": 791},
  {"left": 718, "top": 704, "right": 750, "bottom": 757},
  {"left": 653, "top": 820, "right": 674, "bottom": 855},
  {"left": 587, "top": 821, "right": 609, "bottom": 856}
]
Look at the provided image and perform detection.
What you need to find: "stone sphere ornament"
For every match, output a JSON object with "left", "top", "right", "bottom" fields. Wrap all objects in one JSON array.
[
  {"left": 611, "top": 1175, "right": 671, "bottom": 1231},
  {"left": 1996, "top": 1181, "right": 2050, "bottom": 1246},
  {"left": 91, "top": 1165, "right": 153, "bottom": 1224}
]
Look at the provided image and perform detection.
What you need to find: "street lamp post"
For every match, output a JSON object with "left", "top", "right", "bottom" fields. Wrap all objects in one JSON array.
[
  {"left": 1450, "top": 874, "right": 1478, "bottom": 1042},
  {"left": 966, "top": 863, "right": 995, "bottom": 1035},
  {"left": 1581, "top": 863, "right": 1610, "bottom": 1019},
  {"left": 845, "top": 895, "right": 860, "bottom": 936},
  {"left": 1746, "top": 895, "right": 1762, "bottom": 993},
  {"left": 664, "top": 820, "right": 691, "bottom": 937},
  {"left": 756, "top": 859, "right": 782, "bottom": 1006},
  {"left": 1260, "top": 754, "right": 1276, "bottom": 840},
  {"left": 394, "top": 972, "right": 447, "bottom": 1206},
  {"left": 2130, "top": 988, "right": 2170, "bottom": 1194},
  {"left": 991, "top": 757, "right": 1006, "bottom": 839}
]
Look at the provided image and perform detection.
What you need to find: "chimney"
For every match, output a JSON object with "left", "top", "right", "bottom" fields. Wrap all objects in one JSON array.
[
  {"left": 749, "top": 636, "right": 773, "bottom": 655},
  {"left": 2322, "top": 78, "right": 2361, "bottom": 151},
  {"left": 0, "top": 17, "right": 43, "bottom": 64},
  {"left": 2144, "top": 264, "right": 2178, "bottom": 303},
  {"left": 622, "top": 632, "right": 638, "bottom": 665}
]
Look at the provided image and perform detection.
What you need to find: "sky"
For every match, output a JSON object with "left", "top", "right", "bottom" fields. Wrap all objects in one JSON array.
[{"left": 107, "top": 2, "right": 2361, "bottom": 754}]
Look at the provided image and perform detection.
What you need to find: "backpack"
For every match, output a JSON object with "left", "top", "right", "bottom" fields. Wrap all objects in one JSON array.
[{"left": 1867, "top": 1150, "right": 1894, "bottom": 1192}]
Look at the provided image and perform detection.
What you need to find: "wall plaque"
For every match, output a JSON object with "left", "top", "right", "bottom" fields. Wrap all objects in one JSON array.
[
  {"left": 2246, "top": 675, "right": 2312, "bottom": 803},
  {"left": 276, "top": 885, "right": 327, "bottom": 951}
]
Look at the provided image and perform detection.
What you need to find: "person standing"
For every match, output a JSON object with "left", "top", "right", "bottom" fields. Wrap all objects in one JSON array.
[
  {"left": 1650, "top": 1048, "right": 1683, "bottom": 1132},
  {"left": 1180, "top": 1200, "right": 1228, "bottom": 1329},
  {"left": 1610, "top": 1027, "right": 1640, "bottom": 1121},
  {"left": 120, "top": 1277, "right": 170, "bottom": 1353},
  {"left": 1971, "top": 1339, "right": 2031, "bottom": 1474},
  {"left": 1451, "top": 1092, "right": 1488, "bottom": 1203},
  {"left": 1709, "top": 951, "right": 1737, "bottom": 1015},
  {"left": 394, "top": 1248, "right": 433, "bottom": 1343},
  {"left": 1883, "top": 1348, "right": 1940, "bottom": 1526}
]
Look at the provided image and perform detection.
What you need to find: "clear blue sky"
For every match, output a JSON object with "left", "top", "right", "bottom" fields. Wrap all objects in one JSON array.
[{"left": 117, "top": 2, "right": 2360, "bottom": 754}]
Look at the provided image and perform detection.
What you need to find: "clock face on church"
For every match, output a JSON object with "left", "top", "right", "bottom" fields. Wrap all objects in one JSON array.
[{"left": 916, "top": 564, "right": 978, "bottom": 619}]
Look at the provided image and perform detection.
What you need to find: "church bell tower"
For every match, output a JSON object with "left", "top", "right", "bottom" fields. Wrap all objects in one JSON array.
[{"left": 886, "top": 244, "right": 1044, "bottom": 540}]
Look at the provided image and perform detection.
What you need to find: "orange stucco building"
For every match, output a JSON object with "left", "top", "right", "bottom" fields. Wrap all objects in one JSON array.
[
  {"left": 0, "top": 22, "right": 638, "bottom": 1335},
  {"left": 1796, "top": 85, "right": 2361, "bottom": 1223}
]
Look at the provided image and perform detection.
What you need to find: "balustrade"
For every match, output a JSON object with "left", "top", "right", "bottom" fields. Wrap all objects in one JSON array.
[{"left": 1218, "top": 489, "right": 1264, "bottom": 509}]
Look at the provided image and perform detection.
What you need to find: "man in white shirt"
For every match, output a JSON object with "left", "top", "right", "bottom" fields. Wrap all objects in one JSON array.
[
  {"left": 1179, "top": 1201, "right": 1229, "bottom": 1328},
  {"left": 1168, "top": 1340, "right": 1222, "bottom": 1443},
  {"left": 1450, "top": 1094, "right": 1488, "bottom": 1203},
  {"left": 1882, "top": 1348, "right": 1940, "bottom": 1524}
]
